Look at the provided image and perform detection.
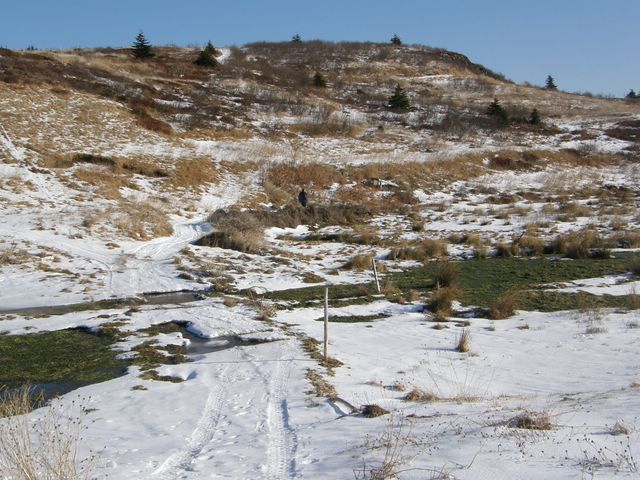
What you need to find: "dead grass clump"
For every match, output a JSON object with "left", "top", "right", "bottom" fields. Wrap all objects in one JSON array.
[
  {"left": 434, "top": 261, "right": 459, "bottom": 288},
  {"left": 114, "top": 201, "right": 174, "bottom": 240},
  {"left": 167, "top": 157, "right": 217, "bottom": 188},
  {"left": 0, "top": 385, "right": 94, "bottom": 479},
  {"left": 455, "top": 328, "right": 471, "bottom": 353},
  {"left": 428, "top": 286, "right": 460, "bottom": 319},
  {"left": 263, "top": 161, "right": 343, "bottom": 192},
  {"left": 495, "top": 241, "right": 517, "bottom": 258},
  {"left": 131, "top": 104, "right": 173, "bottom": 135},
  {"left": 403, "top": 388, "right": 439, "bottom": 402},
  {"left": 508, "top": 411, "right": 553, "bottom": 430},
  {"left": 362, "top": 404, "right": 389, "bottom": 418},
  {"left": 73, "top": 166, "right": 134, "bottom": 199},
  {"left": 518, "top": 235, "right": 545, "bottom": 256},
  {"left": 610, "top": 420, "right": 632, "bottom": 436},
  {"left": 306, "top": 369, "right": 337, "bottom": 399},
  {"left": 344, "top": 253, "right": 375, "bottom": 271},
  {"left": 387, "top": 238, "right": 448, "bottom": 262},
  {"left": 548, "top": 229, "right": 608, "bottom": 259},
  {"left": 489, "top": 289, "right": 522, "bottom": 320}
]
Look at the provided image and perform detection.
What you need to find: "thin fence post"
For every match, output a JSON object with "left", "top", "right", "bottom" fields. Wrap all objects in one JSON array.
[
  {"left": 324, "top": 286, "right": 329, "bottom": 361},
  {"left": 372, "top": 257, "right": 381, "bottom": 293}
]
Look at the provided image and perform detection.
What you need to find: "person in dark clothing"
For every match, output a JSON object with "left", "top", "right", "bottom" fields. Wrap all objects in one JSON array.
[{"left": 298, "top": 188, "right": 308, "bottom": 207}]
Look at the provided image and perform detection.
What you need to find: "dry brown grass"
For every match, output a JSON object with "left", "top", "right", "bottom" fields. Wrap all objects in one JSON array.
[
  {"left": 433, "top": 261, "right": 459, "bottom": 288},
  {"left": 167, "top": 157, "right": 217, "bottom": 188},
  {"left": 428, "top": 285, "right": 461, "bottom": 320},
  {"left": 456, "top": 328, "right": 471, "bottom": 353},
  {"left": 387, "top": 239, "right": 448, "bottom": 262},
  {"left": 508, "top": 410, "right": 553, "bottom": 430},
  {"left": 548, "top": 228, "right": 609, "bottom": 259},
  {"left": 489, "top": 289, "right": 522, "bottom": 319},
  {"left": 113, "top": 200, "right": 174, "bottom": 240},
  {"left": 403, "top": 388, "right": 439, "bottom": 402},
  {"left": 73, "top": 166, "right": 134, "bottom": 199},
  {"left": 0, "top": 386, "right": 94, "bottom": 479},
  {"left": 305, "top": 369, "right": 337, "bottom": 399},
  {"left": 344, "top": 254, "right": 376, "bottom": 271}
]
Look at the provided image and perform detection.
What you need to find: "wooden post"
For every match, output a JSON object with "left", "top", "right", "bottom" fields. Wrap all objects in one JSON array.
[
  {"left": 323, "top": 286, "right": 329, "bottom": 361},
  {"left": 371, "top": 257, "right": 381, "bottom": 293}
]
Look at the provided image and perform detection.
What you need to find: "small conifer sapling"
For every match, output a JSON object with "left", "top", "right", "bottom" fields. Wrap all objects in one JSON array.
[
  {"left": 313, "top": 71, "right": 327, "bottom": 88},
  {"left": 388, "top": 84, "right": 410, "bottom": 110},
  {"left": 132, "top": 31, "right": 154, "bottom": 59}
]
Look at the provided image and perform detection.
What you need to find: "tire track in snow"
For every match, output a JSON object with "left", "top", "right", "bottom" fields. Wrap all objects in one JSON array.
[
  {"left": 263, "top": 341, "right": 298, "bottom": 480},
  {"left": 151, "top": 366, "right": 232, "bottom": 479}
]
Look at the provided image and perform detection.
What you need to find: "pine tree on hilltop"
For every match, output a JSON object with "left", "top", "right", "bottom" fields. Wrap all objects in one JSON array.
[
  {"left": 626, "top": 89, "right": 637, "bottom": 99},
  {"left": 194, "top": 42, "right": 218, "bottom": 68},
  {"left": 132, "top": 31, "right": 154, "bottom": 59},
  {"left": 545, "top": 75, "right": 557, "bottom": 90},
  {"left": 313, "top": 71, "right": 327, "bottom": 88},
  {"left": 291, "top": 34, "right": 301, "bottom": 43},
  {"left": 388, "top": 84, "right": 410, "bottom": 110},
  {"left": 390, "top": 34, "right": 402, "bottom": 46},
  {"left": 204, "top": 41, "right": 218, "bottom": 55}
]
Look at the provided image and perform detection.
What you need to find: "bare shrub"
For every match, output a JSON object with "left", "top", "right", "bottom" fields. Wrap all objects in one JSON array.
[
  {"left": 0, "top": 386, "right": 94, "bottom": 480},
  {"left": 456, "top": 328, "right": 471, "bottom": 353},
  {"left": 489, "top": 289, "right": 522, "bottom": 320}
]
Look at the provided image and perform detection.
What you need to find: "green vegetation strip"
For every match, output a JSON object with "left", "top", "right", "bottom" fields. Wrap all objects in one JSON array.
[
  {"left": 0, "top": 328, "right": 128, "bottom": 389},
  {"left": 263, "top": 254, "right": 638, "bottom": 312},
  {"left": 392, "top": 255, "right": 634, "bottom": 309}
]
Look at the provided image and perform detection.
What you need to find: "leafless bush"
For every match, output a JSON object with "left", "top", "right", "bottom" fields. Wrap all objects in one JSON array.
[{"left": 0, "top": 386, "right": 94, "bottom": 480}]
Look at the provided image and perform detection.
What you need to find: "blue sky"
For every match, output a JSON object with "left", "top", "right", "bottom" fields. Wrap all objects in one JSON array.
[{"left": 1, "top": 0, "right": 637, "bottom": 97}]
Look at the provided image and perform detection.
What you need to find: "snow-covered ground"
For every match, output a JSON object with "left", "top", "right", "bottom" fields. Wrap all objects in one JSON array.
[{"left": 1, "top": 52, "right": 640, "bottom": 479}]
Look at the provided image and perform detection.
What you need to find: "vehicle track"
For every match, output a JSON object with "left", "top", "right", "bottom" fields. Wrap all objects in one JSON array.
[{"left": 151, "top": 365, "right": 233, "bottom": 479}]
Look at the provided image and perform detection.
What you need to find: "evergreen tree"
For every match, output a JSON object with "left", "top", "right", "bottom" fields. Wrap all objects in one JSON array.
[
  {"left": 528, "top": 108, "right": 541, "bottom": 125},
  {"left": 312, "top": 71, "right": 327, "bottom": 88},
  {"left": 204, "top": 41, "right": 219, "bottom": 55},
  {"left": 132, "top": 31, "right": 154, "bottom": 59},
  {"left": 194, "top": 46, "right": 218, "bottom": 68},
  {"left": 545, "top": 75, "right": 557, "bottom": 90},
  {"left": 390, "top": 34, "right": 402, "bottom": 46},
  {"left": 487, "top": 98, "right": 508, "bottom": 124},
  {"left": 626, "top": 89, "right": 637, "bottom": 99},
  {"left": 291, "top": 34, "right": 301, "bottom": 43},
  {"left": 388, "top": 84, "right": 410, "bottom": 109}
]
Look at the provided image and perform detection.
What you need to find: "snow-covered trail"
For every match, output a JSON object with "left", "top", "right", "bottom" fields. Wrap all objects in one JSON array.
[{"left": 149, "top": 339, "right": 302, "bottom": 480}]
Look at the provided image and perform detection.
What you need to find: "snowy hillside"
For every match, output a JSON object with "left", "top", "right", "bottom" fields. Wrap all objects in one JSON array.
[{"left": 1, "top": 41, "right": 639, "bottom": 479}]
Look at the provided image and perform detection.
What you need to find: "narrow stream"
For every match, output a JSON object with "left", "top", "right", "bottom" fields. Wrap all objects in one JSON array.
[{"left": 0, "top": 290, "right": 206, "bottom": 317}]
